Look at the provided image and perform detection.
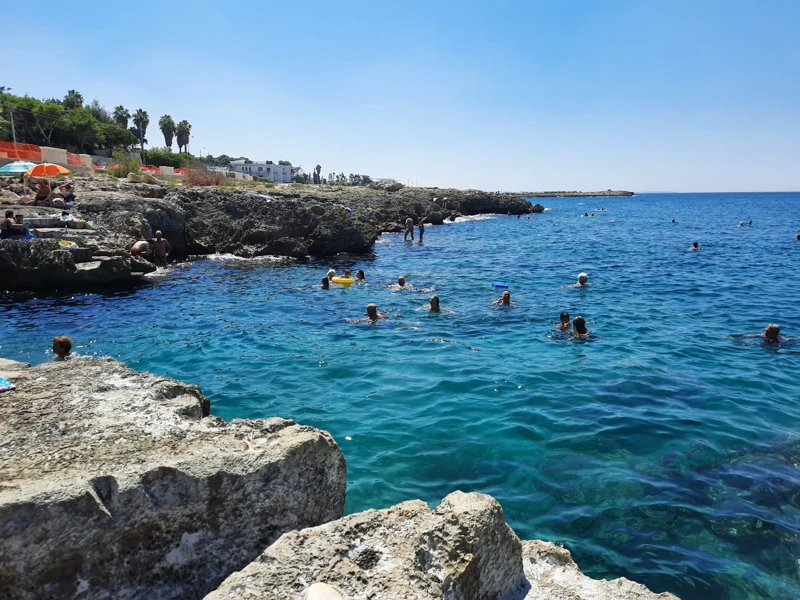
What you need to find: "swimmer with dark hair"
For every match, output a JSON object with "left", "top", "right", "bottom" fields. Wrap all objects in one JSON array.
[
  {"left": 321, "top": 277, "right": 330, "bottom": 289},
  {"left": 731, "top": 323, "right": 793, "bottom": 344},
  {"left": 348, "top": 303, "right": 387, "bottom": 324},
  {"left": 689, "top": 241, "right": 699, "bottom": 251},
  {"left": 356, "top": 269, "right": 366, "bottom": 282},
  {"left": 570, "top": 316, "right": 589, "bottom": 339},
  {"left": 391, "top": 276, "right": 411, "bottom": 290},
  {"left": 556, "top": 312, "right": 571, "bottom": 330},
  {"left": 422, "top": 295, "right": 440, "bottom": 312}
]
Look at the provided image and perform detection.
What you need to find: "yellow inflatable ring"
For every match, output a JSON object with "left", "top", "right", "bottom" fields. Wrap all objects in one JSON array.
[{"left": 331, "top": 276, "right": 355, "bottom": 284}]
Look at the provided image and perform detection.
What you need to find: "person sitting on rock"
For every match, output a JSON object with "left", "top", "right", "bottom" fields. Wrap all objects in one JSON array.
[
  {"left": 404, "top": 216, "right": 414, "bottom": 241},
  {"left": 130, "top": 240, "right": 150, "bottom": 257},
  {"left": 52, "top": 336, "right": 73, "bottom": 361},
  {"left": 356, "top": 270, "right": 366, "bottom": 282},
  {"left": 149, "top": 231, "right": 171, "bottom": 267},
  {"left": 0, "top": 210, "right": 29, "bottom": 240},
  {"left": 348, "top": 303, "right": 387, "bottom": 324}
]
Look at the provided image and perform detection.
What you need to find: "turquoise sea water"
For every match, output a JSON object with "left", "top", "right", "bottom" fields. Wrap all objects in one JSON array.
[{"left": 2, "top": 192, "right": 800, "bottom": 599}]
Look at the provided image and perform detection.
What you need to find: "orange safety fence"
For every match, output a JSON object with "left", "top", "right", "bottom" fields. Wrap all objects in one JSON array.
[
  {"left": 139, "top": 164, "right": 160, "bottom": 174},
  {"left": 173, "top": 168, "right": 185, "bottom": 175},
  {"left": 0, "top": 142, "right": 43, "bottom": 162},
  {"left": 66, "top": 152, "right": 82, "bottom": 166}
]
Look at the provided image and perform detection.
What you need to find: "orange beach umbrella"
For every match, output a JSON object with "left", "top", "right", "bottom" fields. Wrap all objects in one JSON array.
[{"left": 25, "top": 163, "right": 71, "bottom": 177}]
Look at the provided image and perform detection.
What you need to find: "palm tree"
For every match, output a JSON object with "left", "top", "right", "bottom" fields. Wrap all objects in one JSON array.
[
  {"left": 175, "top": 120, "right": 192, "bottom": 153},
  {"left": 159, "top": 115, "right": 176, "bottom": 149},
  {"left": 132, "top": 109, "right": 149, "bottom": 161},
  {"left": 314, "top": 164, "right": 322, "bottom": 184},
  {"left": 0, "top": 86, "right": 11, "bottom": 119},
  {"left": 64, "top": 90, "right": 84, "bottom": 111},
  {"left": 113, "top": 106, "right": 130, "bottom": 129}
]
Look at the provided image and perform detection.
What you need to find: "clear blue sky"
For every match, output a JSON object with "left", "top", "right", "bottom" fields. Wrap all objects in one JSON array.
[{"left": 5, "top": 1, "right": 800, "bottom": 191}]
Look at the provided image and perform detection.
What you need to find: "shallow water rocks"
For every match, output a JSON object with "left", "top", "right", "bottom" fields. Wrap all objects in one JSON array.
[
  {"left": 206, "top": 491, "right": 678, "bottom": 600},
  {"left": 0, "top": 357, "right": 347, "bottom": 600}
]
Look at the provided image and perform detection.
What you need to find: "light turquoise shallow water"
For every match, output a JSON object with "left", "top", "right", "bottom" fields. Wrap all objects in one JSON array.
[{"left": 2, "top": 193, "right": 799, "bottom": 599}]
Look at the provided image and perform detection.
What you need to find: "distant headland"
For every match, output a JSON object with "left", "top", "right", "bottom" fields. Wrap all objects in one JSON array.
[{"left": 521, "top": 189, "right": 635, "bottom": 198}]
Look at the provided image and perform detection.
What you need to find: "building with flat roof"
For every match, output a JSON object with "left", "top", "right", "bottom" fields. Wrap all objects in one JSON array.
[{"left": 230, "top": 160, "right": 292, "bottom": 183}]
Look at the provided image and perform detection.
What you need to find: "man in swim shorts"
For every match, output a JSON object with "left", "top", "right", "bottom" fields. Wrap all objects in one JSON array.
[
  {"left": 150, "top": 231, "right": 171, "bottom": 266},
  {"left": 130, "top": 240, "right": 150, "bottom": 257},
  {"left": 404, "top": 216, "right": 414, "bottom": 241}
]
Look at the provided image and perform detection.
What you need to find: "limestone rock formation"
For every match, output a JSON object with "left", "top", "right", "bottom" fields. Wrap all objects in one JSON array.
[
  {"left": 0, "top": 238, "right": 155, "bottom": 289},
  {"left": 0, "top": 357, "right": 347, "bottom": 600},
  {"left": 206, "top": 491, "right": 678, "bottom": 600}
]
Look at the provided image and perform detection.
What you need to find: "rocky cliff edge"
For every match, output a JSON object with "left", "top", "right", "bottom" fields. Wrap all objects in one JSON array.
[
  {"left": 0, "top": 357, "right": 347, "bottom": 600},
  {"left": 207, "top": 490, "right": 679, "bottom": 600}
]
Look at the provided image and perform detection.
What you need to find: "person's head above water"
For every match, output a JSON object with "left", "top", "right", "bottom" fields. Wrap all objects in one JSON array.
[
  {"left": 430, "top": 295, "right": 440, "bottom": 310},
  {"left": 397, "top": 276, "right": 405, "bottom": 286},
  {"left": 560, "top": 311, "right": 570, "bottom": 324},
  {"left": 366, "top": 303, "right": 380, "bottom": 319},
  {"left": 327, "top": 269, "right": 335, "bottom": 279},
  {"left": 52, "top": 335, "right": 73, "bottom": 359},
  {"left": 764, "top": 323, "right": 781, "bottom": 341},
  {"left": 693, "top": 241, "right": 699, "bottom": 249},
  {"left": 578, "top": 272, "right": 588, "bottom": 285},
  {"left": 573, "top": 316, "right": 588, "bottom": 334},
  {"left": 344, "top": 269, "right": 352, "bottom": 278},
  {"left": 356, "top": 269, "right": 365, "bottom": 280},
  {"left": 500, "top": 290, "right": 511, "bottom": 305}
]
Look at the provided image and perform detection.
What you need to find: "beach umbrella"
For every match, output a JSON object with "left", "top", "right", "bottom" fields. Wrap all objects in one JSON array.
[
  {"left": 25, "top": 163, "right": 71, "bottom": 177},
  {"left": 0, "top": 161, "right": 37, "bottom": 175}
]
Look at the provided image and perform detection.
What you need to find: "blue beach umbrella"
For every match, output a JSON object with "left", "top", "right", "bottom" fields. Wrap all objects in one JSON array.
[{"left": 0, "top": 161, "right": 37, "bottom": 175}]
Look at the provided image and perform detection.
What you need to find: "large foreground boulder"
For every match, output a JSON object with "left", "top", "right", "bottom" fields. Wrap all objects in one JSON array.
[
  {"left": 0, "top": 357, "right": 347, "bottom": 600},
  {"left": 206, "top": 491, "right": 679, "bottom": 600}
]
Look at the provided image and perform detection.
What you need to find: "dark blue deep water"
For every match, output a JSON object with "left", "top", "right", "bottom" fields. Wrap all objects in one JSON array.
[{"left": 2, "top": 192, "right": 800, "bottom": 599}]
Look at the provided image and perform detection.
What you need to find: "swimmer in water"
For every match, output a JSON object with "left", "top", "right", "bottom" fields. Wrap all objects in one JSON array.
[
  {"left": 689, "top": 241, "right": 699, "bottom": 251},
  {"left": 348, "top": 303, "right": 387, "bottom": 324},
  {"left": 52, "top": 335, "right": 73, "bottom": 361},
  {"left": 327, "top": 268, "right": 336, "bottom": 280},
  {"left": 731, "top": 323, "right": 793, "bottom": 344},
  {"left": 583, "top": 212, "right": 589, "bottom": 217},
  {"left": 321, "top": 276, "right": 330, "bottom": 289},
  {"left": 796, "top": 234, "right": 800, "bottom": 241},
  {"left": 391, "top": 276, "right": 411, "bottom": 290},
  {"left": 343, "top": 269, "right": 352, "bottom": 279},
  {"left": 570, "top": 316, "right": 589, "bottom": 339},
  {"left": 738, "top": 222, "right": 744, "bottom": 227},
  {"left": 556, "top": 311, "right": 571, "bottom": 331},
  {"left": 491, "top": 290, "right": 518, "bottom": 306},
  {"left": 356, "top": 269, "right": 366, "bottom": 282},
  {"left": 671, "top": 218, "right": 675, "bottom": 223},
  {"left": 421, "top": 295, "right": 440, "bottom": 312},
  {"left": 568, "top": 272, "right": 589, "bottom": 287},
  {"left": 748, "top": 220, "right": 752, "bottom": 226}
]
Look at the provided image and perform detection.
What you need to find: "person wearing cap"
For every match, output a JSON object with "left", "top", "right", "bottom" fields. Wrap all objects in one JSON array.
[
  {"left": 150, "top": 230, "right": 171, "bottom": 266},
  {"left": 327, "top": 268, "right": 336, "bottom": 280}
]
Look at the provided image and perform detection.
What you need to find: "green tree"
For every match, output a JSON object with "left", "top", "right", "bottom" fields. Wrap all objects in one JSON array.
[
  {"left": 32, "top": 101, "right": 65, "bottom": 146},
  {"left": 87, "top": 99, "right": 112, "bottom": 124},
  {"left": 63, "top": 90, "right": 84, "bottom": 111},
  {"left": 175, "top": 120, "right": 192, "bottom": 153},
  {"left": 64, "top": 107, "right": 101, "bottom": 152},
  {"left": 132, "top": 109, "right": 149, "bottom": 159},
  {"left": 113, "top": 106, "right": 130, "bottom": 129},
  {"left": 158, "top": 115, "right": 176, "bottom": 149},
  {"left": 98, "top": 122, "right": 137, "bottom": 150},
  {"left": 0, "top": 86, "right": 11, "bottom": 119},
  {"left": 278, "top": 160, "right": 292, "bottom": 165}
]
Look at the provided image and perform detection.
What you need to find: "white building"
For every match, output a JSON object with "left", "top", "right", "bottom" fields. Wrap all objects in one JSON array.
[{"left": 230, "top": 160, "right": 292, "bottom": 183}]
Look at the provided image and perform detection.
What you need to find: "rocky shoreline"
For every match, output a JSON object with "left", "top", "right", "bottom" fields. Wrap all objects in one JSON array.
[
  {"left": 0, "top": 357, "right": 677, "bottom": 599},
  {"left": 1, "top": 179, "right": 541, "bottom": 290}
]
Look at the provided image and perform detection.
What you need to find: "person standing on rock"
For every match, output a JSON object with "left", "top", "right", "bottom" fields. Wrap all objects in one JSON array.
[
  {"left": 150, "top": 231, "right": 171, "bottom": 267},
  {"left": 404, "top": 216, "right": 414, "bottom": 241}
]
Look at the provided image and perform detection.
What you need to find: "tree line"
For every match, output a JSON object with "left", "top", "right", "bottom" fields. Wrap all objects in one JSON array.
[{"left": 0, "top": 86, "right": 192, "bottom": 160}]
